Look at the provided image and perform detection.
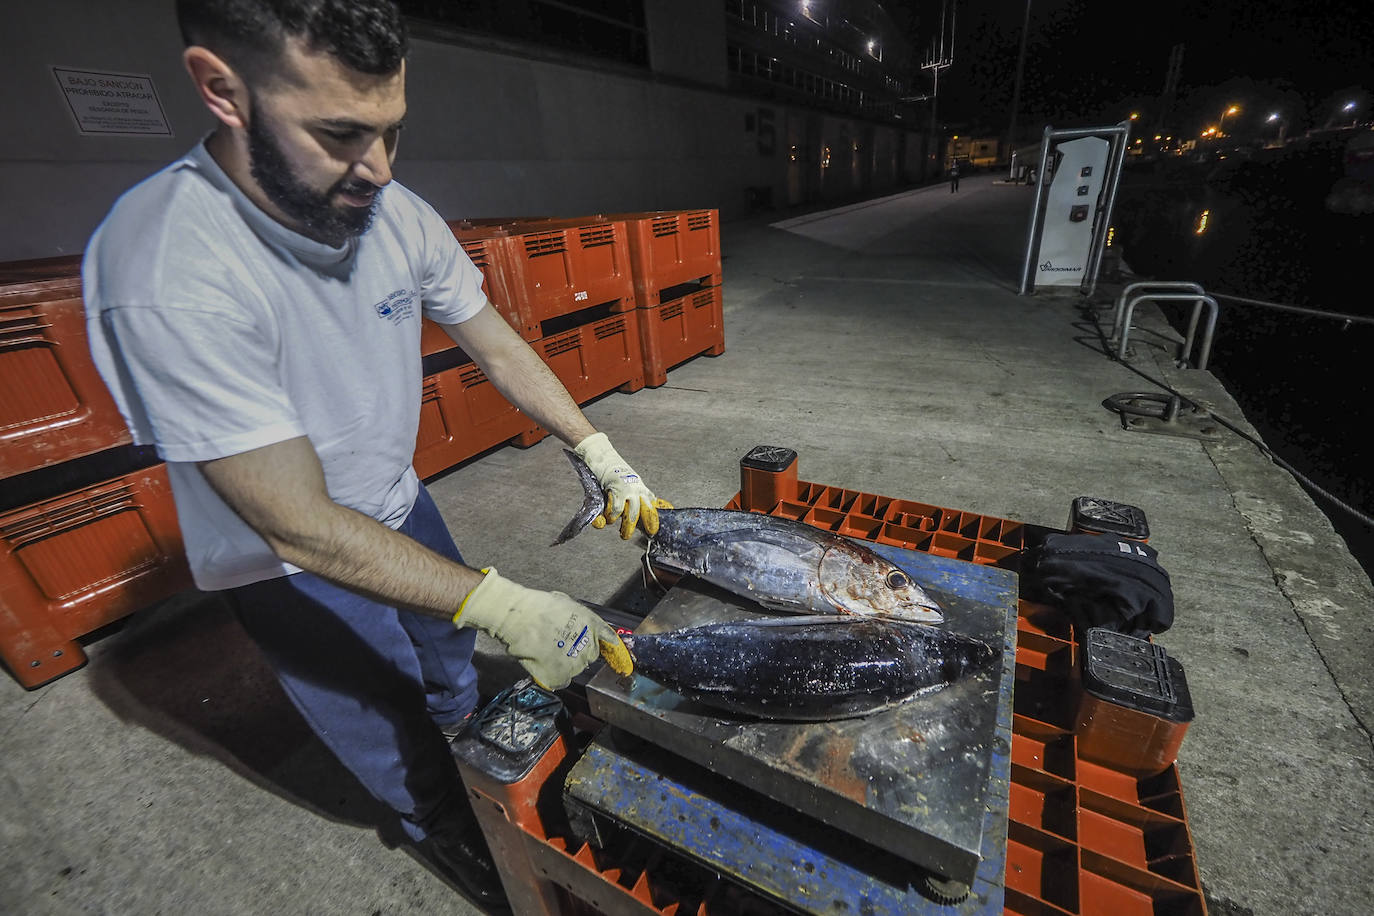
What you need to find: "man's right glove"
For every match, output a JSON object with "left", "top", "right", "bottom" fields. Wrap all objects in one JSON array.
[{"left": 454, "top": 567, "right": 633, "bottom": 689}]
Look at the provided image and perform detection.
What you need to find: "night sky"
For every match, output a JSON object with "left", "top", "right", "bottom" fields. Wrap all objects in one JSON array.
[{"left": 898, "top": 0, "right": 1374, "bottom": 140}]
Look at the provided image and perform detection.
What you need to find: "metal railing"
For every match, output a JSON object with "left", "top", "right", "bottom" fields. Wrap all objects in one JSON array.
[
  {"left": 1111, "top": 282, "right": 1219, "bottom": 370},
  {"left": 1111, "top": 283, "right": 1374, "bottom": 373}
]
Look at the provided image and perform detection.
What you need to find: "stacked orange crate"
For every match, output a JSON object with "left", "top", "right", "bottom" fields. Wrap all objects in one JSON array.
[
  {"left": 411, "top": 224, "right": 544, "bottom": 479},
  {"left": 415, "top": 216, "right": 648, "bottom": 477},
  {"left": 614, "top": 210, "right": 725, "bottom": 387},
  {"left": 0, "top": 257, "right": 190, "bottom": 688}
]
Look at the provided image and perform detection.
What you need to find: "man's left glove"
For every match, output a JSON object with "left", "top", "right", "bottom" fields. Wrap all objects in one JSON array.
[{"left": 573, "top": 432, "right": 673, "bottom": 539}]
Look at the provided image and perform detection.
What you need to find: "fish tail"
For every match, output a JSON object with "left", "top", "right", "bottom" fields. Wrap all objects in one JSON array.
[{"left": 553, "top": 449, "right": 607, "bottom": 546}]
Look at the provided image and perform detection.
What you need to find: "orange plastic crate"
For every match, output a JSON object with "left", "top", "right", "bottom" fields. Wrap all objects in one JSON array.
[
  {"left": 0, "top": 464, "right": 191, "bottom": 688},
  {"left": 611, "top": 210, "right": 722, "bottom": 308},
  {"left": 413, "top": 362, "right": 539, "bottom": 480},
  {"left": 537, "top": 310, "right": 645, "bottom": 404},
  {"left": 423, "top": 226, "right": 538, "bottom": 353},
  {"left": 636, "top": 286, "right": 725, "bottom": 388},
  {"left": 498, "top": 219, "right": 636, "bottom": 336},
  {"left": 1, "top": 265, "right": 134, "bottom": 478}
]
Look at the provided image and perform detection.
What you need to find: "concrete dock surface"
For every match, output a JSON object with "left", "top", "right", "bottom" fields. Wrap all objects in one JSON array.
[{"left": 3, "top": 173, "right": 1370, "bottom": 915}]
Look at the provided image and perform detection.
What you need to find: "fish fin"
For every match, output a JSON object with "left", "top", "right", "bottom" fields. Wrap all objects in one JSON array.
[{"left": 553, "top": 450, "right": 608, "bottom": 546}]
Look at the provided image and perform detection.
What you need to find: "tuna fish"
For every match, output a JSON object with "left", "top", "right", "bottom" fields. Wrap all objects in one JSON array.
[
  {"left": 623, "top": 615, "right": 997, "bottom": 721},
  {"left": 556, "top": 450, "right": 943, "bottom": 623}
]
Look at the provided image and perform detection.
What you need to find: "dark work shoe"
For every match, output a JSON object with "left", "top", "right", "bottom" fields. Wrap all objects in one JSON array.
[{"left": 422, "top": 814, "right": 507, "bottom": 908}]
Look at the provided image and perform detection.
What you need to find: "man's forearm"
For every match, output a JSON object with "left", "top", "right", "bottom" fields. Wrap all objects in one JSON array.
[
  {"left": 482, "top": 341, "right": 596, "bottom": 446},
  {"left": 199, "top": 437, "right": 486, "bottom": 621},
  {"left": 267, "top": 499, "right": 487, "bottom": 621},
  {"left": 442, "top": 307, "right": 596, "bottom": 446}
]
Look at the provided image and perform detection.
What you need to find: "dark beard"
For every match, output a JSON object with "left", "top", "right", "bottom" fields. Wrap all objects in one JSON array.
[{"left": 246, "top": 108, "right": 381, "bottom": 248}]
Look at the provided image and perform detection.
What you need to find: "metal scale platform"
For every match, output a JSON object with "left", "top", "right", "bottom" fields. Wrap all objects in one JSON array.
[{"left": 566, "top": 543, "right": 1018, "bottom": 913}]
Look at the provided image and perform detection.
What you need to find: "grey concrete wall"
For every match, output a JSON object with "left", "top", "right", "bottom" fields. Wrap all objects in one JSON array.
[
  {"left": 644, "top": 0, "right": 728, "bottom": 88},
  {"left": 2, "top": 0, "right": 926, "bottom": 261}
]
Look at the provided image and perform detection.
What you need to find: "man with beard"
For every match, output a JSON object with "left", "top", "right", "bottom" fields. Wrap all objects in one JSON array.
[{"left": 82, "top": 0, "right": 669, "bottom": 906}]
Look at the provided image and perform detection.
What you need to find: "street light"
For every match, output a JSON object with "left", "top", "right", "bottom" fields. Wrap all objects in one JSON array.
[
  {"left": 1345, "top": 101, "right": 1359, "bottom": 126},
  {"left": 1266, "top": 111, "right": 1287, "bottom": 146},
  {"left": 1218, "top": 105, "right": 1239, "bottom": 137}
]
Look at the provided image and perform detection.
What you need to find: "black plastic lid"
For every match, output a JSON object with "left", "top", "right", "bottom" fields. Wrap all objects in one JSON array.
[
  {"left": 1081, "top": 628, "right": 1193, "bottom": 722},
  {"left": 740, "top": 445, "right": 798, "bottom": 474},
  {"left": 1071, "top": 496, "right": 1150, "bottom": 540}
]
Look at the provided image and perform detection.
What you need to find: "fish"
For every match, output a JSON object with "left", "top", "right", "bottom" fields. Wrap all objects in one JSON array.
[
  {"left": 622, "top": 615, "right": 997, "bottom": 721},
  {"left": 556, "top": 450, "right": 943, "bottom": 623}
]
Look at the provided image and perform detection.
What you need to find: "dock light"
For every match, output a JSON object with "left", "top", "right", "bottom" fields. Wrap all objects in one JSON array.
[
  {"left": 1267, "top": 112, "right": 1280, "bottom": 122},
  {"left": 1106, "top": 226, "right": 1115, "bottom": 248},
  {"left": 1345, "top": 101, "right": 1356, "bottom": 111},
  {"left": 1154, "top": 135, "right": 1162, "bottom": 141},
  {"left": 1195, "top": 209, "right": 1210, "bottom": 235},
  {"left": 1130, "top": 112, "right": 1140, "bottom": 121},
  {"left": 867, "top": 39, "right": 876, "bottom": 54}
]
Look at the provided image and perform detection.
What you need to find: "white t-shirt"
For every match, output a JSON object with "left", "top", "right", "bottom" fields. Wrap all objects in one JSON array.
[{"left": 83, "top": 141, "right": 488, "bottom": 590}]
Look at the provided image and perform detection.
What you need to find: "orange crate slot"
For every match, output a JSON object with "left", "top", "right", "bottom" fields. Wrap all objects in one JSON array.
[
  {"left": 636, "top": 286, "right": 725, "bottom": 388},
  {"left": 1079, "top": 849, "right": 1206, "bottom": 915},
  {"left": 1005, "top": 822, "right": 1080, "bottom": 912},
  {"left": 801, "top": 506, "right": 846, "bottom": 531},
  {"left": 1, "top": 273, "right": 133, "bottom": 478},
  {"left": 538, "top": 312, "right": 644, "bottom": 405},
  {"left": 1077, "top": 791, "right": 1195, "bottom": 883},
  {"left": 878, "top": 521, "right": 933, "bottom": 551},
  {"left": 1010, "top": 764, "right": 1078, "bottom": 840},
  {"left": 1012, "top": 715, "right": 1077, "bottom": 781},
  {"left": 0, "top": 465, "right": 191, "bottom": 688},
  {"left": 929, "top": 530, "right": 976, "bottom": 561},
  {"left": 1018, "top": 600, "right": 1075, "bottom": 640},
  {"left": 773, "top": 500, "right": 810, "bottom": 521},
  {"left": 837, "top": 514, "right": 884, "bottom": 539},
  {"left": 413, "top": 364, "right": 537, "bottom": 479},
  {"left": 975, "top": 541, "right": 1019, "bottom": 566},
  {"left": 612, "top": 209, "right": 722, "bottom": 308}
]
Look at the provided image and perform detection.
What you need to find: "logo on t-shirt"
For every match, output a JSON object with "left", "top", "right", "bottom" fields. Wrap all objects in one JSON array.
[{"left": 374, "top": 288, "right": 416, "bottom": 325}]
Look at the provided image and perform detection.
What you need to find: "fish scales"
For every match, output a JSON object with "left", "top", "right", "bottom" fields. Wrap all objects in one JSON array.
[
  {"left": 625, "top": 616, "right": 997, "bottom": 721},
  {"left": 556, "top": 449, "right": 942, "bottom": 622},
  {"left": 648, "top": 507, "right": 943, "bottom": 622}
]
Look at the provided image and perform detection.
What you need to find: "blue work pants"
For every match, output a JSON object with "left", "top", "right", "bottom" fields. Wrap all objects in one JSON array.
[{"left": 228, "top": 485, "right": 479, "bottom": 843}]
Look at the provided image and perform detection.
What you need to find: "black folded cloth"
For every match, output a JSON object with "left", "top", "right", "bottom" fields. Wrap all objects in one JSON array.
[{"left": 1024, "top": 533, "right": 1174, "bottom": 638}]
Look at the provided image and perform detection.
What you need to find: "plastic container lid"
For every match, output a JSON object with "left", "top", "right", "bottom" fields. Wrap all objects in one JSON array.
[
  {"left": 1081, "top": 628, "right": 1194, "bottom": 723},
  {"left": 741, "top": 445, "right": 798, "bottom": 474},
  {"left": 1070, "top": 496, "right": 1150, "bottom": 540}
]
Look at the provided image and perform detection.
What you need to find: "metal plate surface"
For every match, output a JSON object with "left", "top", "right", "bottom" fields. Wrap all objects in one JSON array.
[
  {"left": 585, "top": 544, "right": 1017, "bottom": 884},
  {"left": 565, "top": 733, "right": 1008, "bottom": 914}
]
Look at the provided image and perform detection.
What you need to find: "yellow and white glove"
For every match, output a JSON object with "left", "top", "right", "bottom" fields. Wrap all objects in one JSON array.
[
  {"left": 573, "top": 432, "right": 673, "bottom": 539},
  {"left": 454, "top": 567, "right": 633, "bottom": 689}
]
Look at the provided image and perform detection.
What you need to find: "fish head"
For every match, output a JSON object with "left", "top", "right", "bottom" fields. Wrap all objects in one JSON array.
[{"left": 818, "top": 544, "right": 944, "bottom": 623}]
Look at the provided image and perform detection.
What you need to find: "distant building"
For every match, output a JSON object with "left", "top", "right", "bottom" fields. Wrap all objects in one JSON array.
[
  {"left": 946, "top": 136, "right": 1002, "bottom": 169},
  {"left": 725, "top": 0, "right": 914, "bottom": 122}
]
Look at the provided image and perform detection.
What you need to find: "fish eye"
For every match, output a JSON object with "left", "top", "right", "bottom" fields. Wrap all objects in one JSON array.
[{"left": 886, "top": 570, "right": 910, "bottom": 589}]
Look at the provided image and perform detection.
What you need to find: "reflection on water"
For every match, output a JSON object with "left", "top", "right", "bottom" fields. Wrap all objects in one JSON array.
[{"left": 1113, "top": 138, "right": 1374, "bottom": 578}]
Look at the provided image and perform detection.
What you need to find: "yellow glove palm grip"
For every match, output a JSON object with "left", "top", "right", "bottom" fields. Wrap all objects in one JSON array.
[
  {"left": 455, "top": 568, "right": 634, "bottom": 687},
  {"left": 573, "top": 433, "right": 669, "bottom": 539}
]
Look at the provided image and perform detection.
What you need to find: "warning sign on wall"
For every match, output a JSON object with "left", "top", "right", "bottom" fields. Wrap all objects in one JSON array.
[{"left": 52, "top": 67, "right": 172, "bottom": 137}]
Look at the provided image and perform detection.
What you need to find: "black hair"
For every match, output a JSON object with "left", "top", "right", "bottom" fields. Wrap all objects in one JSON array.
[{"left": 176, "top": 0, "right": 408, "bottom": 83}]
